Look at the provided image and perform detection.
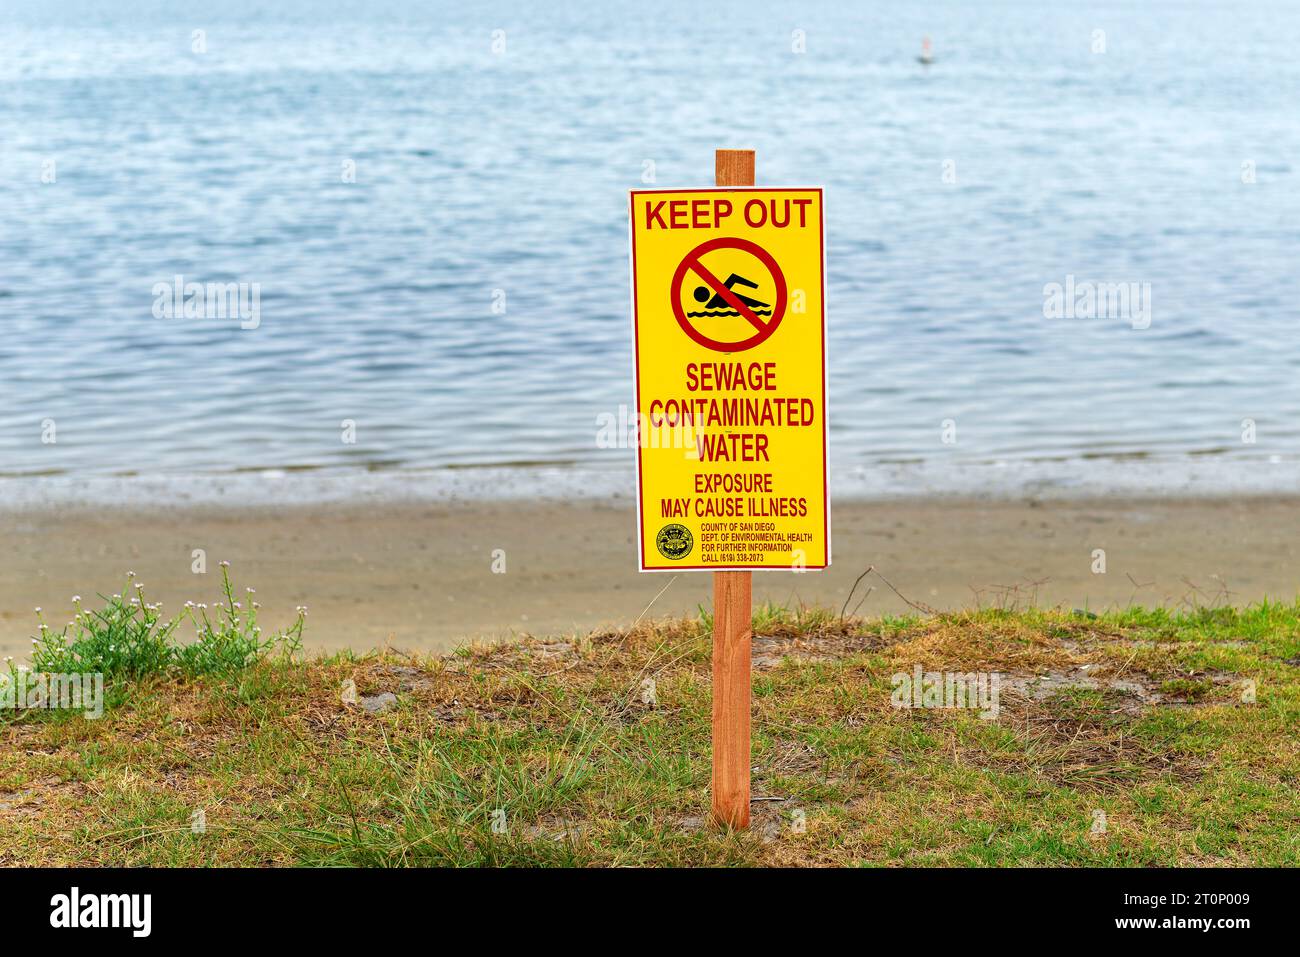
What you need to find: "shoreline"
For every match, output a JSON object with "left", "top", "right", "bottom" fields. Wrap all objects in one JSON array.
[
  {"left": 4, "top": 487, "right": 1298, "bottom": 663},
  {"left": 1, "top": 452, "right": 1298, "bottom": 511}
]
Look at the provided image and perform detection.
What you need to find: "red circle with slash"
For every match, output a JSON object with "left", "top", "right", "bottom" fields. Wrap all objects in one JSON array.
[{"left": 670, "top": 237, "right": 787, "bottom": 353}]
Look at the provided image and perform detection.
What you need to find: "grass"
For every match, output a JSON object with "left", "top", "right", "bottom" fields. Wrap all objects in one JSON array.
[
  {"left": 21, "top": 566, "right": 302, "bottom": 684},
  {"left": 2, "top": 588, "right": 1298, "bottom": 867}
]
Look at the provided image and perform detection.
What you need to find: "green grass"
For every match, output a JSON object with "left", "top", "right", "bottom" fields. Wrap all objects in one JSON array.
[
  {"left": 2, "top": 594, "right": 1298, "bottom": 867},
  {"left": 18, "top": 566, "right": 302, "bottom": 686}
]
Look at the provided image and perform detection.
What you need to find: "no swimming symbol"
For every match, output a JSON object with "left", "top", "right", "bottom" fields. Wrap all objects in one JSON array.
[{"left": 670, "top": 237, "right": 787, "bottom": 353}]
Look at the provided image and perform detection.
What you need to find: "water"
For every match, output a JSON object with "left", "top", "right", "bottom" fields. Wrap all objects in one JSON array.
[{"left": 3, "top": 0, "right": 1299, "bottom": 494}]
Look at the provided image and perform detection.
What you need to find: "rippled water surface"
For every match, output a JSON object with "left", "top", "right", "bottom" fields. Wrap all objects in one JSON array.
[{"left": 3, "top": 0, "right": 1299, "bottom": 489}]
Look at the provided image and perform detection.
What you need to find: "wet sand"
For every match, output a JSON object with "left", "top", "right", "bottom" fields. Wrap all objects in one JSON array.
[{"left": 3, "top": 494, "right": 1298, "bottom": 662}]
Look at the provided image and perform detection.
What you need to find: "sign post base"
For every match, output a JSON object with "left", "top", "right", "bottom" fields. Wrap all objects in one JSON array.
[
  {"left": 711, "top": 567, "right": 752, "bottom": 829},
  {"left": 711, "top": 148, "right": 755, "bottom": 830}
]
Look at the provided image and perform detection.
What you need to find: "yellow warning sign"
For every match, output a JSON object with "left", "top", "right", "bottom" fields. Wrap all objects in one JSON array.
[{"left": 628, "top": 188, "right": 829, "bottom": 571}]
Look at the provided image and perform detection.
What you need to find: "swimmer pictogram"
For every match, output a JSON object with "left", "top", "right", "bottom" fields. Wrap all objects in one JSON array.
[
  {"left": 688, "top": 273, "right": 771, "bottom": 318},
  {"left": 669, "top": 237, "right": 787, "bottom": 353}
]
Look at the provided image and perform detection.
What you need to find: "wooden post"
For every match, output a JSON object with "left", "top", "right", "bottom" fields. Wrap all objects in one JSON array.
[
  {"left": 711, "top": 148, "right": 755, "bottom": 829},
  {"left": 712, "top": 568, "right": 752, "bottom": 828}
]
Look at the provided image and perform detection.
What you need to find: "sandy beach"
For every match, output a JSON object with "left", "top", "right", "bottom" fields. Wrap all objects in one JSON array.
[{"left": 4, "top": 492, "right": 1297, "bottom": 663}]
